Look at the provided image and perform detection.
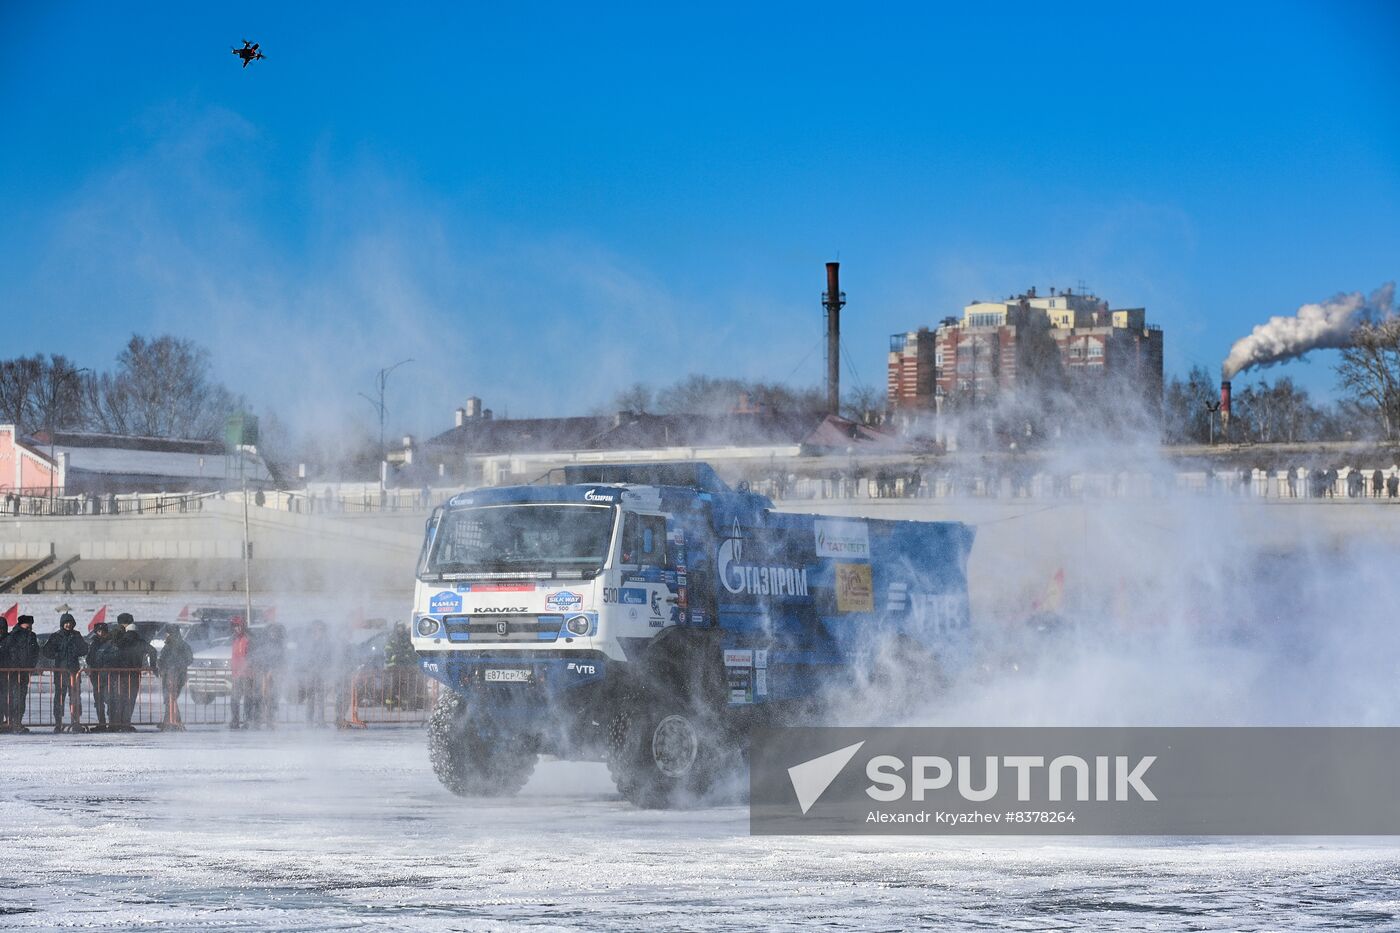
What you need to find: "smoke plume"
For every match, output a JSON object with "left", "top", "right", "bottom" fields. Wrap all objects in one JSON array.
[{"left": 1221, "top": 283, "right": 1396, "bottom": 379}]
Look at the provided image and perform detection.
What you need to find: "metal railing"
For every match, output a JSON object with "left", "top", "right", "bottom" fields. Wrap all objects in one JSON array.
[
  {"left": 0, "top": 666, "right": 438, "bottom": 731},
  {"left": 342, "top": 666, "right": 441, "bottom": 727},
  {"left": 749, "top": 466, "right": 1400, "bottom": 502},
  {"left": 0, "top": 491, "right": 217, "bottom": 517}
]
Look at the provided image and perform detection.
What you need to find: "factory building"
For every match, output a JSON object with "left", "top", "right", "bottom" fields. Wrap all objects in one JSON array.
[{"left": 887, "top": 287, "right": 1163, "bottom": 417}]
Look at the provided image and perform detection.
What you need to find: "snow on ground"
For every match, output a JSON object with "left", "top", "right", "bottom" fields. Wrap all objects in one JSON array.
[{"left": 3, "top": 728, "right": 1400, "bottom": 930}]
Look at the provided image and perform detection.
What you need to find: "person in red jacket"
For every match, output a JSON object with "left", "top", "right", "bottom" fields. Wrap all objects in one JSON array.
[{"left": 229, "top": 616, "right": 253, "bottom": 729}]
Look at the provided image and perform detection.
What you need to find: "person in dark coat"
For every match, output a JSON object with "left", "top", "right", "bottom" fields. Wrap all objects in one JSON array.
[
  {"left": 383, "top": 621, "right": 419, "bottom": 710},
  {"left": 0, "top": 615, "right": 9, "bottom": 729},
  {"left": 157, "top": 626, "right": 194, "bottom": 730},
  {"left": 299, "top": 620, "right": 329, "bottom": 725},
  {"left": 249, "top": 623, "right": 287, "bottom": 728},
  {"left": 42, "top": 613, "right": 88, "bottom": 732},
  {"left": 85, "top": 621, "right": 117, "bottom": 731},
  {"left": 110, "top": 613, "right": 156, "bottom": 731},
  {"left": 4, "top": 616, "right": 40, "bottom": 733}
]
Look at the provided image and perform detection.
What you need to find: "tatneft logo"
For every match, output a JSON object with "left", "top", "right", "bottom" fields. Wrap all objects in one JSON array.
[
  {"left": 787, "top": 743, "right": 1157, "bottom": 815},
  {"left": 813, "top": 519, "right": 870, "bottom": 559}
]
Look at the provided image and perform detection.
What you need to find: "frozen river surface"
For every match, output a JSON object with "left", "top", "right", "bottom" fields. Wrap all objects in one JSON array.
[{"left": 3, "top": 728, "right": 1400, "bottom": 931}]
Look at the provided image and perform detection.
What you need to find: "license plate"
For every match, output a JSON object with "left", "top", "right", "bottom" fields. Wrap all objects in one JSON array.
[{"left": 484, "top": 668, "right": 532, "bottom": 684}]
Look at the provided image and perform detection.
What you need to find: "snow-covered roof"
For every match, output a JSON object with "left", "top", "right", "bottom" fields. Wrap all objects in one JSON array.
[{"left": 61, "top": 445, "right": 271, "bottom": 482}]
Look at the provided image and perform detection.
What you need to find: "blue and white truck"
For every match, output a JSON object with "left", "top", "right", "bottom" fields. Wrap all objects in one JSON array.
[{"left": 411, "top": 462, "right": 974, "bottom": 807}]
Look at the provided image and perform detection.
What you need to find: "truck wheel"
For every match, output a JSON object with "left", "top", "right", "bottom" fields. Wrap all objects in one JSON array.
[
  {"left": 606, "top": 690, "right": 729, "bottom": 808},
  {"left": 428, "top": 692, "right": 536, "bottom": 797}
]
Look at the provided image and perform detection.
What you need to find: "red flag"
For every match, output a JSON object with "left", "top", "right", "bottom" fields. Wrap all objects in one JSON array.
[
  {"left": 176, "top": 604, "right": 191, "bottom": 622},
  {"left": 88, "top": 605, "right": 107, "bottom": 632},
  {"left": 1, "top": 604, "right": 16, "bottom": 628}
]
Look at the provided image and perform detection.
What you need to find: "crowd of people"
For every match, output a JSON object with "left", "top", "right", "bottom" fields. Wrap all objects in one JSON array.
[
  {"left": 0, "top": 612, "right": 428, "bottom": 733},
  {"left": 0, "top": 612, "right": 167, "bottom": 733}
]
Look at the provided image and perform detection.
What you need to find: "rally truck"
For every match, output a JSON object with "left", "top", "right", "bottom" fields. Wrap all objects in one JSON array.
[{"left": 411, "top": 462, "right": 974, "bottom": 808}]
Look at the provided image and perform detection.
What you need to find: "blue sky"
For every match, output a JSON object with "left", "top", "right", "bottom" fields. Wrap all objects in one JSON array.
[{"left": 2, "top": 1, "right": 1397, "bottom": 437}]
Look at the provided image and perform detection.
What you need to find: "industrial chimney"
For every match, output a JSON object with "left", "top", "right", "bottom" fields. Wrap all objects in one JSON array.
[
  {"left": 1220, "top": 379, "right": 1232, "bottom": 436},
  {"left": 823, "top": 262, "right": 846, "bottom": 415}
]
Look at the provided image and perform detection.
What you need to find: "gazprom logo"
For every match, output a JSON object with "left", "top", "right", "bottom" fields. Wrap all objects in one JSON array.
[{"left": 717, "top": 519, "right": 809, "bottom": 597}]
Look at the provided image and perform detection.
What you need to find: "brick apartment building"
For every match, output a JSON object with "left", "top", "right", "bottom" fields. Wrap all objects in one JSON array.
[{"left": 887, "top": 286, "right": 1163, "bottom": 417}]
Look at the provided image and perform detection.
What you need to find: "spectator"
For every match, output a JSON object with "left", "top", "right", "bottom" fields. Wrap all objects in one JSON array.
[
  {"left": 41, "top": 613, "right": 87, "bottom": 733},
  {"left": 0, "top": 614, "right": 10, "bottom": 730},
  {"left": 250, "top": 623, "right": 287, "bottom": 728},
  {"left": 61, "top": 568, "right": 76, "bottom": 595},
  {"left": 1347, "top": 469, "right": 1363, "bottom": 498},
  {"left": 86, "top": 621, "right": 117, "bottom": 731},
  {"left": 1373, "top": 469, "right": 1385, "bottom": 498},
  {"left": 300, "top": 620, "right": 329, "bottom": 725},
  {"left": 111, "top": 613, "right": 156, "bottom": 731},
  {"left": 1389, "top": 473, "right": 1399, "bottom": 499},
  {"left": 3, "top": 616, "right": 40, "bottom": 733},
  {"left": 229, "top": 617, "right": 253, "bottom": 730},
  {"left": 383, "top": 622, "right": 418, "bottom": 710},
  {"left": 332, "top": 628, "right": 358, "bottom": 728},
  {"left": 157, "top": 626, "right": 194, "bottom": 730}
]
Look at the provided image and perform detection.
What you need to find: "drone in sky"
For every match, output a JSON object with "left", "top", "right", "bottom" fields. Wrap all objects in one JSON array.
[{"left": 232, "top": 40, "right": 266, "bottom": 68}]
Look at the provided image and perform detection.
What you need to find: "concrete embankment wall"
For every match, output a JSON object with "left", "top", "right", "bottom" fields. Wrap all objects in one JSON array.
[{"left": 0, "top": 500, "right": 423, "bottom": 596}]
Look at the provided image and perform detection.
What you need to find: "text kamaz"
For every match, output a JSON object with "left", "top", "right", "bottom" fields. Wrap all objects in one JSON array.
[{"left": 411, "top": 462, "right": 974, "bottom": 807}]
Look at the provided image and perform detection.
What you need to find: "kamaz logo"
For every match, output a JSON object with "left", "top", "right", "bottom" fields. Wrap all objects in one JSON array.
[
  {"left": 566, "top": 662, "right": 597, "bottom": 675},
  {"left": 717, "top": 519, "right": 809, "bottom": 597},
  {"left": 495, "top": 621, "right": 509, "bottom": 636}
]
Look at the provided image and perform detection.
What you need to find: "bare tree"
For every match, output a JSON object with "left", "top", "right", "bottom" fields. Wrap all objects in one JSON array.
[
  {"left": 840, "top": 385, "right": 886, "bottom": 424},
  {"left": 652, "top": 375, "right": 826, "bottom": 416},
  {"left": 32, "top": 355, "right": 88, "bottom": 436},
  {"left": 0, "top": 355, "right": 86, "bottom": 435},
  {"left": 612, "top": 382, "right": 655, "bottom": 414},
  {"left": 88, "top": 335, "right": 243, "bottom": 439},
  {"left": 0, "top": 356, "right": 44, "bottom": 431},
  {"left": 1335, "top": 318, "right": 1400, "bottom": 441}
]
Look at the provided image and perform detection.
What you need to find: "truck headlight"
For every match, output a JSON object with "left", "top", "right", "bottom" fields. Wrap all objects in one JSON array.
[
  {"left": 416, "top": 617, "right": 441, "bottom": 637},
  {"left": 565, "top": 615, "right": 590, "bottom": 636}
]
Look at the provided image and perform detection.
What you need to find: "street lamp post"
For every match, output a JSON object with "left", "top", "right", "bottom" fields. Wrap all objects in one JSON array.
[
  {"left": 47, "top": 366, "right": 90, "bottom": 510},
  {"left": 359, "top": 359, "right": 414, "bottom": 488}
]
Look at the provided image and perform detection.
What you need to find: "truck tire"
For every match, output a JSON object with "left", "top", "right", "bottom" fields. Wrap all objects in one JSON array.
[
  {"left": 606, "top": 686, "right": 731, "bottom": 808},
  {"left": 428, "top": 692, "right": 536, "bottom": 797}
]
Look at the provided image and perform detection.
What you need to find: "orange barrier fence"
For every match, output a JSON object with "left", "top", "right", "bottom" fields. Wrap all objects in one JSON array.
[
  {"left": 0, "top": 666, "right": 439, "bottom": 732},
  {"left": 342, "top": 666, "right": 440, "bottom": 728}
]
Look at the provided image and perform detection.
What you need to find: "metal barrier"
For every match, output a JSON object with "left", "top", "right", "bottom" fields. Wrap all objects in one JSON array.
[
  {"left": 342, "top": 666, "right": 439, "bottom": 728},
  {"left": 0, "top": 667, "right": 421, "bottom": 731}
]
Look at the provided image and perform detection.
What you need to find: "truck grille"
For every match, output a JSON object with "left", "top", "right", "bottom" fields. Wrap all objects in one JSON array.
[{"left": 442, "top": 614, "right": 563, "bottom": 644}]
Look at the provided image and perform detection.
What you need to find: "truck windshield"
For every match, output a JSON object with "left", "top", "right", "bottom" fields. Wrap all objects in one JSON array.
[{"left": 424, "top": 504, "right": 615, "bottom": 575}]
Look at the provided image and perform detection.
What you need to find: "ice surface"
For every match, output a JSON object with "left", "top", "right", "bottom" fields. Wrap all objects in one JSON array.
[{"left": 3, "top": 729, "right": 1400, "bottom": 930}]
